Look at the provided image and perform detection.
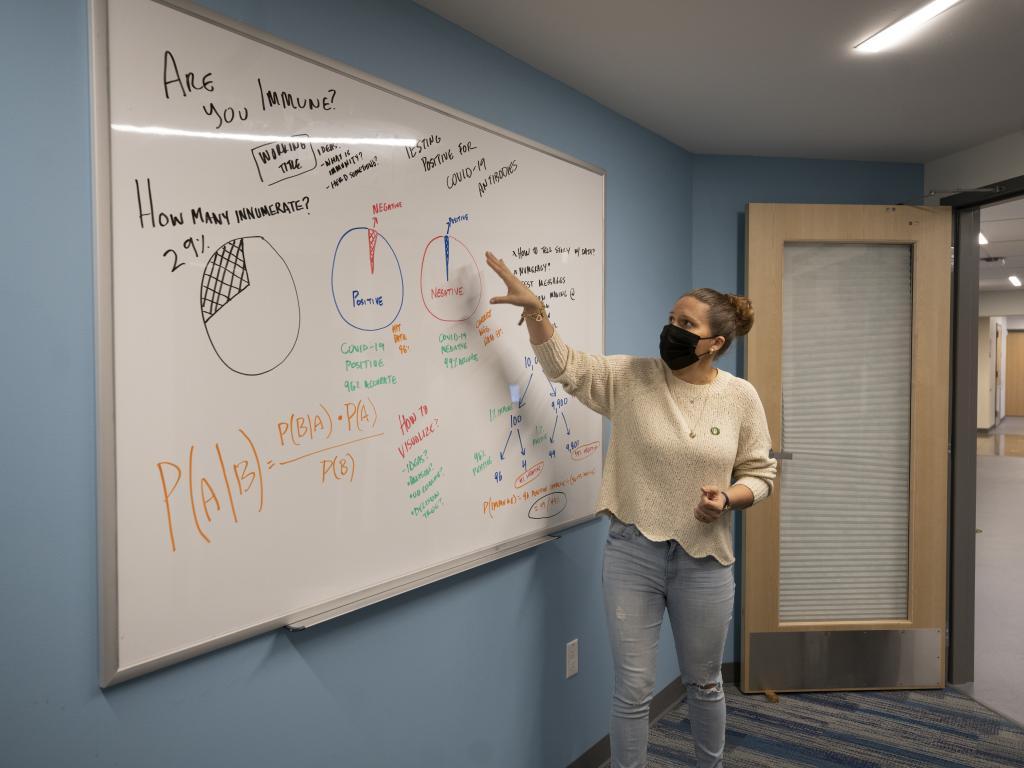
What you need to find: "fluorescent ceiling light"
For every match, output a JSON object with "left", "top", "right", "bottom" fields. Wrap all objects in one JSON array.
[
  {"left": 979, "top": 232, "right": 989, "bottom": 245},
  {"left": 1010, "top": 275, "right": 1022, "bottom": 287},
  {"left": 855, "top": 0, "right": 963, "bottom": 53}
]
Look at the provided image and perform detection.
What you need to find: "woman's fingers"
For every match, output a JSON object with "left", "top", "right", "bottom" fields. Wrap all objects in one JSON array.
[
  {"left": 485, "top": 251, "right": 517, "bottom": 287},
  {"left": 484, "top": 252, "right": 516, "bottom": 305},
  {"left": 485, "top": 250, "right": 537, "bottom": 308},
  {"left": 485, "top": 256, "right": 520, "bottom": 301}
]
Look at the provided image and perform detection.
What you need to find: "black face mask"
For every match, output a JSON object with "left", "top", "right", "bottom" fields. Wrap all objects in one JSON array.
[{"left": 659, "top": 324, "right": 714, "bottom": 370}]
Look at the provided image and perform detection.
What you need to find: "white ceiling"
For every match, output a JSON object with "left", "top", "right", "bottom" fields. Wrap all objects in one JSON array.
[
  {"left": 414, "top": 0, "right": 1024, "bottom": 163},
  {"left": 980, "top": 196, "right": 1024, "bottom": 293}
]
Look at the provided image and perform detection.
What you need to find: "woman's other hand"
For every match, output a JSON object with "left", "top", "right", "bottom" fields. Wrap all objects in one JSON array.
[{"left": 694, "top": 485, "right": 727, "bottom": 524}]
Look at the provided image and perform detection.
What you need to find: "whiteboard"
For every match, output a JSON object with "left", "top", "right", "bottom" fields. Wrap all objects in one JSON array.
[{"left": 92, "top": 0, "right": 605, "bottom": 685}]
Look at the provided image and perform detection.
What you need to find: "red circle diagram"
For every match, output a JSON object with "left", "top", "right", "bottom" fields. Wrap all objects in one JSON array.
[{"left": 419, "top": 234, "right": 483, "bottom": 322}]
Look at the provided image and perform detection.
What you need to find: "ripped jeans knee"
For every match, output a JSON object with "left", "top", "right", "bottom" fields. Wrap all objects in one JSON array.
[{"left": 685, "top": 677, "right": 724, "bottom": 701}]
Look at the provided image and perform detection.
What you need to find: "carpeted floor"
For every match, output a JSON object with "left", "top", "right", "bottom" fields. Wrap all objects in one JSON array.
[{"left": 647, "top": 684, "right": 1024, "bottom": 767}]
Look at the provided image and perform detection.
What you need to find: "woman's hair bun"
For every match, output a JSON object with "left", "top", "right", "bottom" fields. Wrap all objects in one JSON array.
[{"left": 726, "top": 294, "right": 754, "bottom": 336}]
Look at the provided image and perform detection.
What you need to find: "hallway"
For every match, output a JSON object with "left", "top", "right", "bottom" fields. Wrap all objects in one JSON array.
[
  {"left": 977, "top": 416, "right": 1024, "bottom": 457},
  {"left": 962, "top": 417, "right": 1024, "bottom": 726}
]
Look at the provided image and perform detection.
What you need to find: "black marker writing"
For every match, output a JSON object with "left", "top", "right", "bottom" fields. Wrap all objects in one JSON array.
[
  {"left": 203, "top": 102, "right": 249, "bottom": 130},
  {"left": 233, "top": 197, "right": 310, "bottom": 223},
  {"left": 257, "top": 78, "right": 335, "bottom": 112},
  {"left": 135, "top": 178, "right": 184, "bottom": 229},
  {"left": 477, "top": 159, "right": 519, "bottom": 197},
  {"left": 163, "top": 50, "right": 214, "bottom": 99},
  {"left": 405, "top": 134, "right": 443, "bottom": 159}
]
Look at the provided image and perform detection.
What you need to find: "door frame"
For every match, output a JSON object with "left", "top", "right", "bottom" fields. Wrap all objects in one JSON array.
[
  {"left": 995, "top": 324, "right": 1003, "bottom": 423},
  {"left": 942, "top": 173, "right": 1024, "bottom": 685}
]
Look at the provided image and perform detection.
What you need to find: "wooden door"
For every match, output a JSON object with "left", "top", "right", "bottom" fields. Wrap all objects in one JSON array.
[
  {"left": 1008, "top": 331, "right": 1024, "bottom": 416},
  {"left": 742, "top": 204, "right": 951, "bottom": 693}
]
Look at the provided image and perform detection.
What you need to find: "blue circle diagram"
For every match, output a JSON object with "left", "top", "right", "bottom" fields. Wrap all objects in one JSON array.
[{"left": 331, "top": 226, "right": 405, "bottom": 332}]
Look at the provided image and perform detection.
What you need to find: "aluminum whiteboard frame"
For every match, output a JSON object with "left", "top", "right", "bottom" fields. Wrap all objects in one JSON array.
[{"left": 91, "top": 0, "right": 607, "bottom": 687}]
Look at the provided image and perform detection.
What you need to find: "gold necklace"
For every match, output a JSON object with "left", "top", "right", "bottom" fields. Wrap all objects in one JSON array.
[
  {"left": 684, "top": 368, "right": 718, "bottom": 439},
  {"left": 688, "top": 384, "right": 712, "bottom": 439}
]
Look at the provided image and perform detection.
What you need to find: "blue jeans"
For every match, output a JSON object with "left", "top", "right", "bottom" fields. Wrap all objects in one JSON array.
[{"left": 603, "top": 517, "right": 734, "bottom": 768}]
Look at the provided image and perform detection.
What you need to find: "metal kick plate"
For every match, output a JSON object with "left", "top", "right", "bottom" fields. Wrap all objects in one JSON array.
[{"left": 748, "top": 629, "right": 943, "bottom": 691}]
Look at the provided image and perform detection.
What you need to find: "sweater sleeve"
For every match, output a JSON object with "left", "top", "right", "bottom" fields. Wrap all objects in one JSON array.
[
  {"left": 531, "top": 331, "right": 632, "bottom": 418},
  {"left": 732, "top": 382, "right": 778, "bottom": 505}
]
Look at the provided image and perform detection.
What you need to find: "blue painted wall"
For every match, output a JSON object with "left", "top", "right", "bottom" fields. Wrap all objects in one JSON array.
[
  {"left": 0, "top": 2, "right": 690, "bottom": 767},
  {"left": 692, "top": 155, "right": 923, "bottom": 313},
  {"left": 0, "top": 1, "right": 922, "bottom": 766}
]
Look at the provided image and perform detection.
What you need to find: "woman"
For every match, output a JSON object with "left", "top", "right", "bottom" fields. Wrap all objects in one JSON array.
[{"left": 485, "top": 251, "right": 776, "bottom": 768}]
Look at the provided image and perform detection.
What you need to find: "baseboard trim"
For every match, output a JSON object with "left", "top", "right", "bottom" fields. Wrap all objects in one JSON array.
[{"left": 568, "top": 663, "right": 738, "bottom": 768}]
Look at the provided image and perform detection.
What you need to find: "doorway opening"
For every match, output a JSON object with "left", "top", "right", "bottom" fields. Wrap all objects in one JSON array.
[{"left": 944, "top": 181, "right": 1024, "bottom": 727}]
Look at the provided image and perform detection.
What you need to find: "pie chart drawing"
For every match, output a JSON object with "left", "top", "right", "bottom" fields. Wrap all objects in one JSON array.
[
  {"left": 331, "top": 226, "right": 404, "bottom": 332},
  {"left": 420, "top": 234, "right": 482, "bottom": 322},
  {"left": 200, "top": 236, "right": 301, "bottom": 376}
]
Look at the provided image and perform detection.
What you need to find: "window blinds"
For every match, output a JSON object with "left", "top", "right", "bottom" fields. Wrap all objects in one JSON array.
[{"left": 779, "top": 244, "right": 912, "bottom": 622}]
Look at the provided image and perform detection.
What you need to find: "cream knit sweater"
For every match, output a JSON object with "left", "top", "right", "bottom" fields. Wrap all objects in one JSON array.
[{"left": 533, "top": 332, "right": 777, "bottom": 565}]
